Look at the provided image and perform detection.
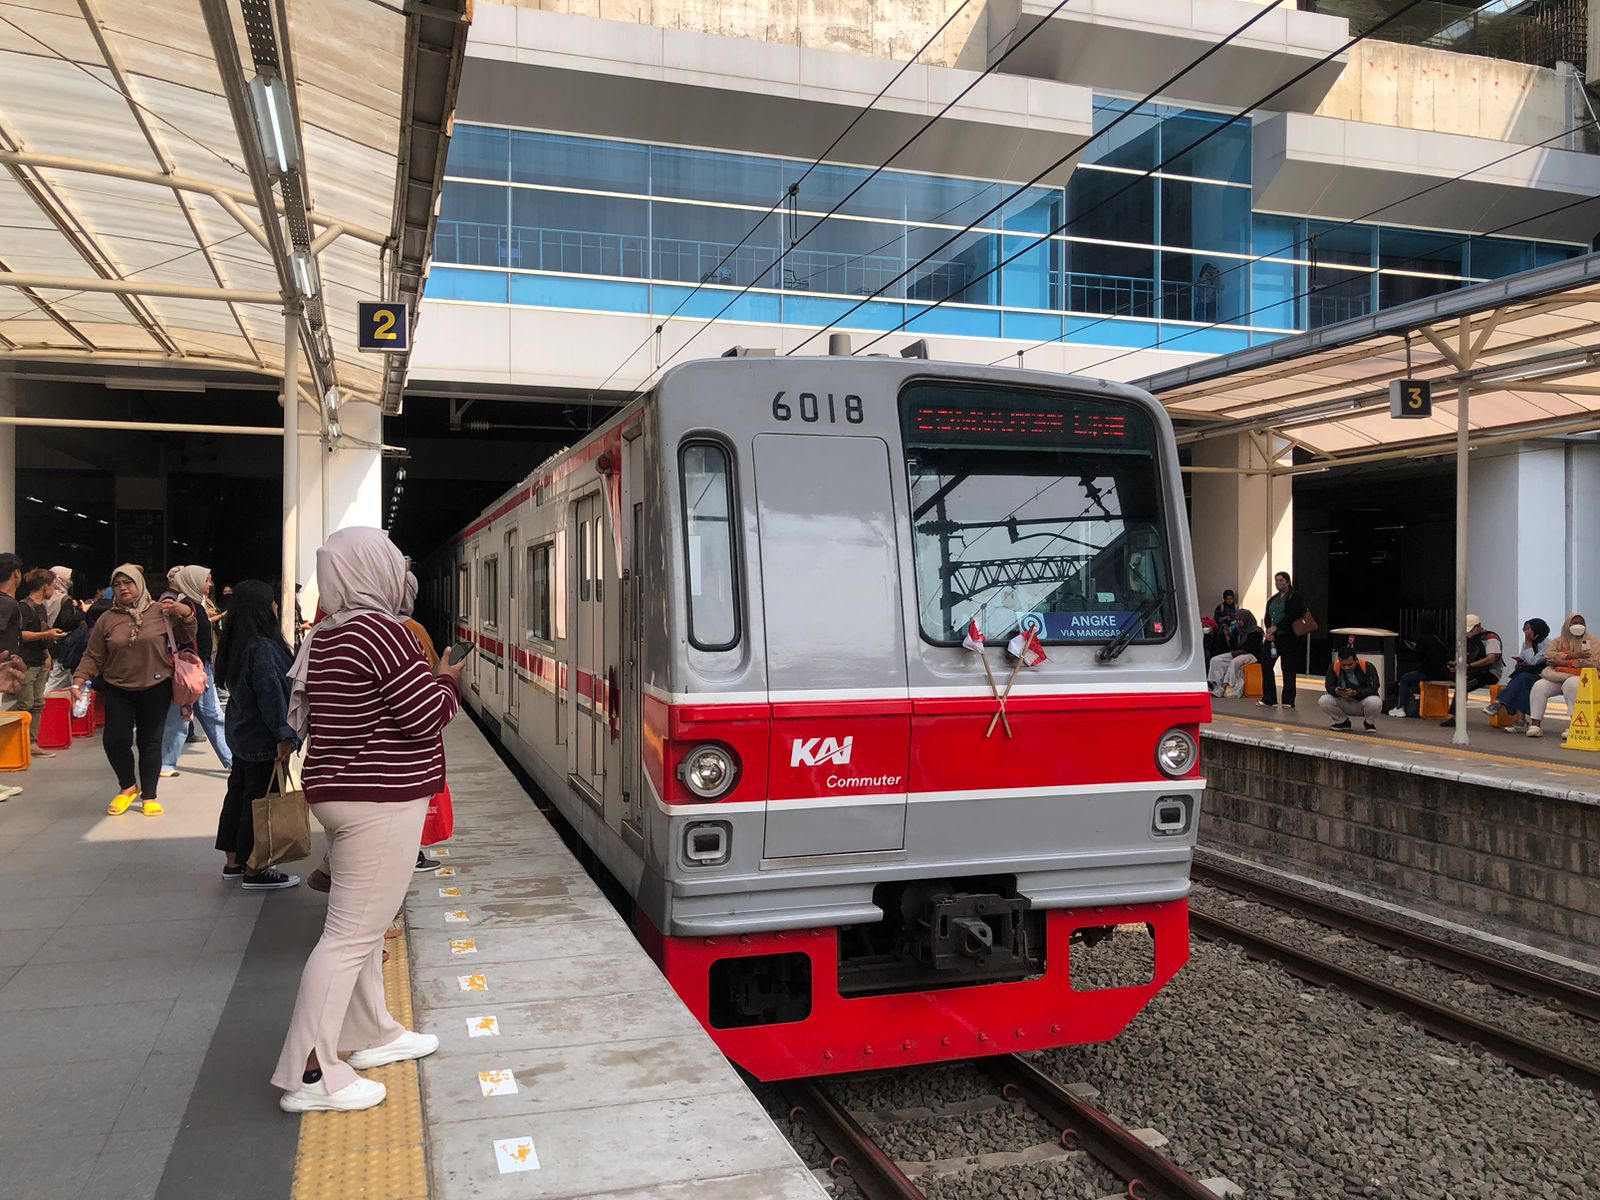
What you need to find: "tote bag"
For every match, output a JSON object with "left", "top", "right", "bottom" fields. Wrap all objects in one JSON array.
[
  {"left": 162, "top": 617, "right": 207, "bottom": 710},
  {"left": 247, "top": 761, "right": 313, "bottom": 871},
  {"left": 422, "top": 783, "right": 454, "bottom": 846}
]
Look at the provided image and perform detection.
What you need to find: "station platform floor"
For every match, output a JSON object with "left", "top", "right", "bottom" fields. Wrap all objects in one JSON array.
[
  {"left": 0, "top": 715, "right": 824, "bottom": 1200},
  {"left": 1209, "top": 682, "right": 1600, "bottom": 802}
]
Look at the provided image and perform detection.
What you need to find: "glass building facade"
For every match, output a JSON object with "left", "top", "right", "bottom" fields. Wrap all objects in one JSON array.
[{"left": 427, "top": 100, "right": 1583, "bottom": 356}]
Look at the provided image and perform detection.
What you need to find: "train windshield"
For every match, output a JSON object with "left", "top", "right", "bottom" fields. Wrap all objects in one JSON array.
[{"left": 900, "top": 382, "right": 1174, "bottom": 647}]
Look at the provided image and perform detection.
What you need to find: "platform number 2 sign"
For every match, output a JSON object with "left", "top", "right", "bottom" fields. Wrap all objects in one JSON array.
[
  {"left": 1389, "top": 378, "right": 1431, "bottom": 420},
  {"left": 358, "top": 301, "right": 410, "bottom": 353}
]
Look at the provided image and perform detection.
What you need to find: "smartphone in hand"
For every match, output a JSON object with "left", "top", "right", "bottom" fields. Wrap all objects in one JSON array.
[{"left": 446, "top": 639, "right": 476, "bottom": 667}]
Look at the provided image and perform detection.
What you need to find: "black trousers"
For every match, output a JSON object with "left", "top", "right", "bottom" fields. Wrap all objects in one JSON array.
[
  {"left": 1260, "top": 634, "right": 1302, "bottom": 706},
  {"left": 99, "top": 680, "right": 173, "bottom": 798},
  {"left": 217, "top": 757, "right": 277, "bottom": 862}
]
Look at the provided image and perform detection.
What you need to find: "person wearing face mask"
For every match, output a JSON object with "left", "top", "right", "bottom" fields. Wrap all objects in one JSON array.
[{"left": 1526, "top": 614, "right": 1599, "bottom": 739}]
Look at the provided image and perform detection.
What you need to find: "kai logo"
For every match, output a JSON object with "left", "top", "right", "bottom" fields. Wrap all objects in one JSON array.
[{"left": 791, "top": 736, "right": 853, "bottom": 768}]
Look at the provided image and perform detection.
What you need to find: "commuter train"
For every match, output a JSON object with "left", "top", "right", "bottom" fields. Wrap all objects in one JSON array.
[{"left": 422, "top": 351, "right": 1208, "bottom": 1081}]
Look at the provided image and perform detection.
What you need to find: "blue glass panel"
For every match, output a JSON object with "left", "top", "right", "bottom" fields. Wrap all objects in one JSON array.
[
  {"left": 787, "top": 161, "right": 903, "bottom": 222},
  {"left": 1001, "top": 311, "right": 1063, "bottom": 342},
  {"left": 1160, "top": 248, "right": 1244, "bottom": 324},
  {"left": 789, "top": 215, "right": 912, "bottom": 298},
  {"left": 1308, "top": 221, "right": 1373, "bottom": 267},
  {"left": 904, "top": 303, "right": 1001, "bottom": 338},
  {"left": 426, "top": 267, "right": 509, "bottom": 303},
  {"left": 510, "top": 131, "right": 648, "bottom": 193},
  {"left": 446, "top": 124, "right": 509, "bottom": 181},
  {"left": 781, "top": 293, "right": 903, "bottom": 330},
  {"left": 898, "top": 173, "right": 1010, "bottom": 228},
  {"left": 652, "top": 202, "right": 780, "bottom": 287},
  {"left": 1161, "top": 324, "right": 1249, "bottom": 355},
  {"left": 653, "top": 145, "right": 782, "bottom": 206},
  {"left": 509, "top": 191, "right": 647, "bottom": 277},
  {"left": 1378, "top": 228, "right": 1464, "bottom": 308},
  {"left": 1000, "top": 234, "right": 1056, "bottom": 311},
  {"left": 1251, "top": 258, "right": 1301, "bottom": 330},
  {"left": 1252, "top": 330, "right": 1288, "bottom": 348},
  {"left": 1160, "top": 178, "right": 1249, "bottom": 254},
  {"left": 1002, "top": 191, "right": 1059, "bottom": 234},
  {"left": 833, "top": 299, "right": 908, "bottom": 332},
  {"left": 1470, "top": 237, "right": 1534, "bottom": 277},
  {"left": 1163, "top": 110, "right": 1250, "bottom": 184},
  {"left": 1066, "top": 316, "right": 1158, "bottom": 349},
  {"left": 435, "top": 182, "right": 508, "bottom": 267},
  {"left": 650, "top": 284, "right": 780, "bottom": 324},
  {"left": 1252, "top": 214, "right": 1303, "bottom": 261},
  {"left": 1536, "top": 242, "right": 1582, "bottom": 266},
  {"left": 1089, "top": 97, "right": 1160, "bottom": 170},
  {"left": 908, "top": 227, "right": 997, "bottom": 306},
  {"left": 509, "top": 273, "right": 649, "bottom": 313}
]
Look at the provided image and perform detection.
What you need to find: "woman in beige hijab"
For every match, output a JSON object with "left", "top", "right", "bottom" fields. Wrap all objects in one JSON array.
[{"left": 159, "top": 565, "right": 232, "bottom": 776}]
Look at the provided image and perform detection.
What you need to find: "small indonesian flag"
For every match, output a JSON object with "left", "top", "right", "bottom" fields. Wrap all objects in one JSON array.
[
  {"left": 962, "top": 617, "right": 985, "bottom": 653},
  {"left": 1007, "top": 627, "right": 1048, "bottom": 668}
]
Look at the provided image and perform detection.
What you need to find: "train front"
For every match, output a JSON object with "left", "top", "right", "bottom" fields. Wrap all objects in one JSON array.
[{"left": 643, "top": 357, "right": 1207, "bottom": 1081}]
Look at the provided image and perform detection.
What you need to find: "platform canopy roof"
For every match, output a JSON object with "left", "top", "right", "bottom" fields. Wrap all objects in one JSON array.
[
  {"left": 1139, "top": 250, "right": 1600, "bottom": 471},
  {"left": 0, "top": 0, "right": 466, "bottom": 414}
]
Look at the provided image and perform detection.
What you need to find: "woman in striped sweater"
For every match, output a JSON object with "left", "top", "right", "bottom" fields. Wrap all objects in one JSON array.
[{"left": 272, "top": 527, "right": 466, "bottom": 1114}]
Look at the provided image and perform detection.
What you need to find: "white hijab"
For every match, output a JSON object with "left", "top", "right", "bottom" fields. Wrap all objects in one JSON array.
[
  {"left": 286, "top": 527, "right": 408, "bottom": 737},
  {"left": 45, "top": 565, "right": 72, "bottom": 625},
  {"left": 399, "top": 571, "right": 418, "bottom": 618}
]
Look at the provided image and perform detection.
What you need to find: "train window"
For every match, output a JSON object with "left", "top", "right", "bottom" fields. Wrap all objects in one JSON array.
[
  {"left": 456, "top": 565, "right": 469, "bottom": 620},
  {"left": 679, "top": 441, "right": 739, "bottom": 650},
  {"left": 579, "top": 520, "right": 591, "bottom": 602},
  {"left": 480, "top": 556, "right": 499, "bottom": 628},
  {"left": 526, "top": 543, "right": 552, "bottom": 641},
  {"left": 900, "top": 382, "right": 1175, "bottom": 647}
]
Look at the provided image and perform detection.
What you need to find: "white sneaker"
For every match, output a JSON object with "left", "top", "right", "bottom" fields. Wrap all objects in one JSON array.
[
  {"left": 1387, "top": 708, "right": 1406, "bottom": 718},
  {"left": 279, "top": 1075, "right": 386, "bottom": 1113},
  {"left": 347, "top": 1030, "right": 439, "bottom": 1070}
]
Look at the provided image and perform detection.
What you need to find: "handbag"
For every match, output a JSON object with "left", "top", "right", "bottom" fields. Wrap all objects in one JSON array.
[
  {"left": 247, "top": 760, "right": 312, "bottom": 870},
  {"left": 162, "top": 616, "right": 207, "bottom": 711},
  {"left": 1291, "top": 608, "right": 1318, "bottom": 637},
  {"left": 422, "top": 783, "right": 454, "bottom": 846},
  {"left": 1542, "top": 664, "right": 1579, "bottom": 682}
]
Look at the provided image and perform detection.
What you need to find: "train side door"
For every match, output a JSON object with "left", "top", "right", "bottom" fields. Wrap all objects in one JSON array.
[
  {"left": 621, "top": 435, "right": 644, "bottom": 833},
  {"left": 570, "top": 491, "right": 604, "bottom": 799},
  {"left": 467, "top": 544, "right": 481, "bottom": 693},
  {"left": 503, "top": 527, "right": 519, "bottom": 728},
  {"left": 753, "top": 434, "right": 911, "bottom": 859}
]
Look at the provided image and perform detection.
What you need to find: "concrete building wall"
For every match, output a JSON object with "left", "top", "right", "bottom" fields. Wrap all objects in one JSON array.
[
  {"left": 1189, "top": 432, "right": 1292, "bottom": 626},
  {"left": 1314, "top": 41, "right": 1579, "bottom": 146}
]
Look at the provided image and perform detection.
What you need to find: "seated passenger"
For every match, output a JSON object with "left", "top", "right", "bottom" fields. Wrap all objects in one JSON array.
[
  {"left": 1484, "top": 618, "right": 1549, "bottom": 734},
  {"left": 1318, "top": 646, "right": 1381, "bottom": 731},
  {"left": 1526, "top": 613, "right": 1598, "bottom": 739},
  {"left": 1393, "top": 613, "right": 1450, "bottom": 718},
  {"left": 1440, "top": 614, "right": 1502, "bottom": 726},
  {"left": 1206, "top": 609, "right": 1262, "bottom": 697}
]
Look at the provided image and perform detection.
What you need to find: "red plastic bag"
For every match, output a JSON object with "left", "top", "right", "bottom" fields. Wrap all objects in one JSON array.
[{"left": 422, "top": 783, "right": 454, "bottom": 846}]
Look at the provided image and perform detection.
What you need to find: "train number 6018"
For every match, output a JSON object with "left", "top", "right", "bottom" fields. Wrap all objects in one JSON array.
[{"left": 772, "top": 391, "right": 864, "bottom": 424}]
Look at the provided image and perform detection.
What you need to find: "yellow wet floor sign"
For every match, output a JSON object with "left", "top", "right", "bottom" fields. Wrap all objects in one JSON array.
[{"left": 1563, "top": 668, "right": 1600, "bottom": 752}]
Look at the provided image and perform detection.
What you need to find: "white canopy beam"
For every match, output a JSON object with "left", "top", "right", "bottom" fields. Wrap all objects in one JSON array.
[{"left": 0, "top": 273, "right": 279, "bottom": 304}]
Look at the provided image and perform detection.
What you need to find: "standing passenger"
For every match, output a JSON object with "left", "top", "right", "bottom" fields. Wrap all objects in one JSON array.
[
  {"left": 272, "top": 528, "right": 464, "bottom": 1113},
  {"left": 1259, "top": 571, "right": 1307, "bottom": 709},
  {"left": 159, "top": 565, "right": 232, "bottom": 776},
  {"left": 0, "top": 553, "right": 22, "bottom": 713},
  {"left": 16, "top": 570, "right": 64, "bottom": 743},
  {"left": 71, "top": 566, "right": 195, "bottom": 815},
  {"left": 213, "top": 580, "right": 300, "bottom": 889}
]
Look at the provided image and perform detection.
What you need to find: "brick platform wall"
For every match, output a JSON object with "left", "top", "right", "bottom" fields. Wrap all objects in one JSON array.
[{"left": 1200, "top": 736, "right": 1600, "bottom": 956}]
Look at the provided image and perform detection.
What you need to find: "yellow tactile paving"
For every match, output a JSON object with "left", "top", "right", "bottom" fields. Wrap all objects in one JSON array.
[
  {"left": 291, "top": 920, "right": 430, "bottom": 1200},
  {"left": 1214, "top": 712, "right": 1600, "bottom": 778}
]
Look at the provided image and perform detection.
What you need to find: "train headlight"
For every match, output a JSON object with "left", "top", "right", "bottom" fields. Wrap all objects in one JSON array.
[
  {"left": 1155, "top": 729, "right": 1198, "bottom": 778},
  {"left": 679, "top": 743, "right": 738, "bottom": 799}
]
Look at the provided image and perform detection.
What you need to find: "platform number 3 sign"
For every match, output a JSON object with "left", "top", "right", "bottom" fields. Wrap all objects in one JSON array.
[
  {"left": 358, "top": 301, "right": 410, "bottom": 353},
  {"left": 1388, "top": 378, "right": 1431, "bottom": 420}
]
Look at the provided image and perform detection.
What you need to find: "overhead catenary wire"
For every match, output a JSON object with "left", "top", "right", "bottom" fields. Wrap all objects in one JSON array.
[
  {"left": 798, "top": 0, "right": 1429, "bottom": 358},
  {"left": 620, "top": 0, "right": 1084, "bottom": 400},
  {"left": 585, "top": 0, "right": 977, "bottom": 397},
  {"left": 990, "top": 116, "right": 1600, "bottom": 368}
]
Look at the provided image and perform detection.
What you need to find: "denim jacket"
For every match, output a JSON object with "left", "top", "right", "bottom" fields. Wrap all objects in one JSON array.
[{"left": 223, "top": 638, "right": 297, "bottom": 762}]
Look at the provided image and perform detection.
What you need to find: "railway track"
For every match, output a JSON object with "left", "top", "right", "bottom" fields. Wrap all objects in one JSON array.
[
  {"left": 778, "top": 1055, "right": 1224, "bottom": 1200},
  {"left": 1192, "top": 860, "right": 1600, "bottom": 1022},
  {"left": 1189, "top": 907, "right": 1600, "bottom": 1095}
]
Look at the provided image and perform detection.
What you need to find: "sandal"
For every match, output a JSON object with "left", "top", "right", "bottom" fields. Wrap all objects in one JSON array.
[
  {"left": 142, "top": 798, "right": 164, "bottom": 817},
  {"left": 107, "top": 788, "right": 139, "bottom": 816}
]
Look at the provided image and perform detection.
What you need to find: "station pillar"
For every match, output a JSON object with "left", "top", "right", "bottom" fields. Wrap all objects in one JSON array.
[
  {"left": 0, "top": 376, "right": 14, "bottom": 552},
  {"left": 294, "top": 397, "right": 383, "bottom": 616},
  {"left": 1188, "top": 432, "right": 1293, "bottom": 620}
]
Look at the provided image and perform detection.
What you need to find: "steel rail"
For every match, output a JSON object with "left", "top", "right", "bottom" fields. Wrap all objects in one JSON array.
[
  {"left": 1192, "top": 862, "right": 1600, "bottom": 1023},
  {"left": 776, "top": 1078, "right": 926, "bottom": 1200},
  {"left": 1191, "top": 910, "right": 1600, "bottom": 1094},
  {"left": 979, "top": 1055, "right": 1219, "bottom": 1200}
]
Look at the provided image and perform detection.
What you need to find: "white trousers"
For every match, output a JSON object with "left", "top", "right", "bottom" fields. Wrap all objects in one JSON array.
[
  {"left": 1207, "top": 653, "right": 1256, "bottom": 696},
  {"left": 1529, "top": 675, "right": 1580, "bottom": 721}
]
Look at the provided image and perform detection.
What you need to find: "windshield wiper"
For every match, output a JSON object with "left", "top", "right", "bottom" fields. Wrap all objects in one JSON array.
[{"left": 1095, "top": 587, "right": 1171, "bottom": 664}]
